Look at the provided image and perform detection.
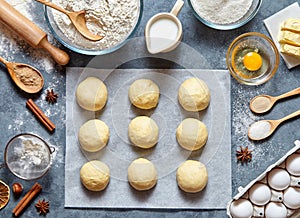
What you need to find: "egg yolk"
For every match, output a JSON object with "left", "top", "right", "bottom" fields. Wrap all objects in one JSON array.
[{"left": 243, "top": 52, "right": 262, "bottom": 71}]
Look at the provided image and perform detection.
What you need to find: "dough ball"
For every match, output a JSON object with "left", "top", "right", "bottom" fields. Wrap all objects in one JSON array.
[
  {"left": 78, "top": 119, "right": 110, "bottom": 152},
  {"left": 129, "top": 79, "right": 159, "bottom": 109},
  {"left": 80, "top": 160, "right": 110, "bottom": 191},
  {"left": 128, "top": 116, "right": 159, "bottom": 149},
  {"left": 176, "top": 160, "right": 208, "bottom": 193},
  {"left": 176, "top": 118, "right": 208, "bottom": 151},
  {"left": 127, "top": 158, "right": 157, "bottom": 191},
  {"left": 76, "top": 77, "right": 108, "bottom": 111},
  {"left": 178, "top": 77, "right": 210, "bottom": 112}
]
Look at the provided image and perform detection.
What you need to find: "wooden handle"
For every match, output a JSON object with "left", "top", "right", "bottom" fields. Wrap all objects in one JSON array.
[
  {"left": 279, "top": 109, "right": 300, "bottom": 124},
  {"left": 35, "top": 0, "right": 69, "bottom": 14},
  {"left": 38, "top": 37, "right": 69, "bottom": 66},
  {"left": 0, "top": 0, "right": 69, "bottom": 65},
  {"left": 277, "top": 87, "right": 300, "bottom": 100},
  {"left": 0, "top": 0, "right": 46, "bottom": 47},
  {"left": 0, "top": 56, "right": 8, "bottom": 65}
]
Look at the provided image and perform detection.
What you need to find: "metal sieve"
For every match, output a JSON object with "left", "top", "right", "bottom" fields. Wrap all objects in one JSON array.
[{"left": 2, "top": 133, "right": 55, "bottom": 180}]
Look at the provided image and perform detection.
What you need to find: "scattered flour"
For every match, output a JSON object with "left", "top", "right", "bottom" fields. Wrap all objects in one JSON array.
[
  {"left": 0, "top": 0, "right": 56, "bottom": 74},
  {"left": 231, "top": 87, "right": 261, "bottom": 163},
  {"left": 0, "top": 0, "right": 59, "bottom": 132},
  {"left": 0, "top": 0, "right": 64, "bottom": 170},
  {"left": 52, "top": 0, "right": 140, "bottom": 49},
  {"left": 191, "top": 0, "right": 253, "bottom": 24},
  {"left": 14, "top": 120, "right": 24, "bottom": 127}
]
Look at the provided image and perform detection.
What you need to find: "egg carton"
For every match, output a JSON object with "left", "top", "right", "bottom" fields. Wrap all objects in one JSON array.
[{"left": 227, "top": 140, "right": 300, "bottom": 218}]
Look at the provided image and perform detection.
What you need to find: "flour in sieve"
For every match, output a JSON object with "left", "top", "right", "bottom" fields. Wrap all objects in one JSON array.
[
  {"left": 11, "top": 139, "right": 50, "bottom": 176},
  {"left": 191, "top": 0, "right": 253, "bottom": 24},
  {"left": 52, "top": 0, "right": 139, "bottom": 49}
]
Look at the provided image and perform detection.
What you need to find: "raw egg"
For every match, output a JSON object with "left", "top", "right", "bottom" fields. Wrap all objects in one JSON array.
[
  {"left": 265, "top": 202, "right": 287, "bottom": 218},
  {"left": 230, "top": 199, "right": 253, "bottom": 218},
  {"left": 283, "top": 187, "right": 300, "bottom": 209},
  {"left": 243, "top": 52, "right": 262, "bottom": 71},
  {"left": 268, "top": 168, "right": 290, "bottom": 191},
  {"left": 249, "top": 183, "right": 271, "bottom": 205},
  {"left": 286, "top": 153, "right": 300, "bottom": 176}
]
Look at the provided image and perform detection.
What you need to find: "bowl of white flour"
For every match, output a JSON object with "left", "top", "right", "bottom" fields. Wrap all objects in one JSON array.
[
  {"left": 44, "top": 0, "right": 142, "bottom": 55},
  {"left": 188, "top": 0, "right": 262, "bottom": 30}
]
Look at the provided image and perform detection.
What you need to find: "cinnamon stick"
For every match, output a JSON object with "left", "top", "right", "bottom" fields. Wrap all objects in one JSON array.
[
  {"left": 12, "top": 182, "right": 42, "bottom": 217},
  {"left": 26, "top": 99, "right": 56, "bottom": 132}
]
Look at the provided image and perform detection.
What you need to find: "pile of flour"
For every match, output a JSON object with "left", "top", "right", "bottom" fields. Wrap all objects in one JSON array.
[
  {"left": 52, "top": 0, "right": 139, "bottom": 49},
  {"left": 191, "top": 0, "right": 253, "bottom": 24},
  {"left": 15, "top": 139, "right": 50, "bottom": 167}
]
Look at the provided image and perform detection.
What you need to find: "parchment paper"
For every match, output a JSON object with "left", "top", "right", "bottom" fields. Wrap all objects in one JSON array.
[{"left": 65, "top": 68, "right": 231, "bottom": 209}]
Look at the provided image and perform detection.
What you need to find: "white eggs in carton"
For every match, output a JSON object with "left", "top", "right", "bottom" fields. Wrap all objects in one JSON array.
[
  {"left": 249, "top": 183, "right": 271, "bottom": 206},
  {"left": 268, "top": 168, "right": 290, "bottom": 191},
  {"left": 227, "top": 140, "right": 300, "bottom": 218},
  {"left": 265, "top": 202, "right": 287, "bottom": 218},
  {"left": 283, "top": 187, "right": 300, "bottom": 210},
  {"left": 286, "top": 154, "right": 300, "bottom": 176},
  {"left": 230, "top": 199, "right": 253, "bottom": 218}
]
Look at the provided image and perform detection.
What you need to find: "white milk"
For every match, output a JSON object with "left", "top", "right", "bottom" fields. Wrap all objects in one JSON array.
[{"left": 149, "top": 18, "right": 179, "bottom": 53}]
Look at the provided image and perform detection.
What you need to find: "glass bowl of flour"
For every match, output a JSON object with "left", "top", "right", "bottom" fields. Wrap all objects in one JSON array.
[
  {"left": 187, "top": 0, "right": 262, "bottom": 30},
  {"left": 44, "top": 0, "right": 143, "bottom": 55}
]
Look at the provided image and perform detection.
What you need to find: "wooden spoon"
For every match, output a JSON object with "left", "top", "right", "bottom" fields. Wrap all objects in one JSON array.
[
  {"left": 36, "top": 0, "right": 103, "bottom": 41},
  {"left": 248, "top": 109, "right": 300, "bottom": 140},
  {"left": 250, "top": 87, "right": 300, "bottom": 114},
  {"left": 0, "top": 56, "right": 44, "bottom": 94}
]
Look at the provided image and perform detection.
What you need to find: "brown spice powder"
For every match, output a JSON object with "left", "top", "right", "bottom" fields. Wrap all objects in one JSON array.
[{"left": 13, "top": 65, "right": 43, "bottom": 92}]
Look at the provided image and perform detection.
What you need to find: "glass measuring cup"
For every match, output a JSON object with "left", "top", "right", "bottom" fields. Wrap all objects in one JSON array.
[{"left": 2, "top": 133, "right": 55, "bottom": 180}]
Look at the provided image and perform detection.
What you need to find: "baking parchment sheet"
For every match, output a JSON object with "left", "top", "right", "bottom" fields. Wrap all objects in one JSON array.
[{"left": 65, "top": 68, "right": 231, "bottom": 209}]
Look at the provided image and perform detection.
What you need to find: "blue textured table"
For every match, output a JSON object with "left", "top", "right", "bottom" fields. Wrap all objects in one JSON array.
[{"left": 0, "top": 0, "right": 300, "bottom": 217}]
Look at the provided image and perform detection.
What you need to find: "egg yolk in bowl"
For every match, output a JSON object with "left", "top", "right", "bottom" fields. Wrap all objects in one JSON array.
[{"left": 243, "top": 52, "right": 262, "bottom": 71}]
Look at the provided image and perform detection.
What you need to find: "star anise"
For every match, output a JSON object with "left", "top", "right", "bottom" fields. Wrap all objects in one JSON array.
[
  {"left": 236, "top": 146, "right": 252, "bottom": 164},
  {"left": 35, "top": 199, "right": 49, "bottom": 215},
  {"left": 45, "top": 89, "right": 58, "bottom": 104}
]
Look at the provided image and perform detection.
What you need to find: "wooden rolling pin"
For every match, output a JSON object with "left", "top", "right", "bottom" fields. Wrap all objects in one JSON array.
[{"left": 0, "top": 0, "right": 69, "bottom": 65}]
